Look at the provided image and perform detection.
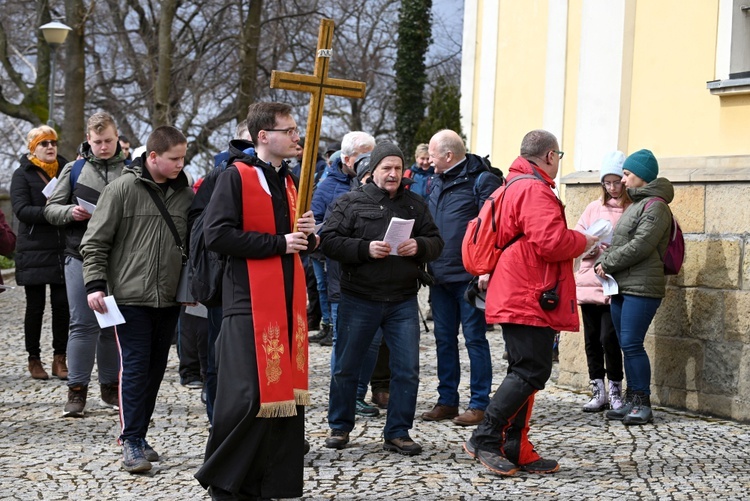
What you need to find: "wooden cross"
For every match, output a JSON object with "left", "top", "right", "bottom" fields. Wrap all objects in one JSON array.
[{"left": 270, "top": 18, "right": 366, "bottom": 224}]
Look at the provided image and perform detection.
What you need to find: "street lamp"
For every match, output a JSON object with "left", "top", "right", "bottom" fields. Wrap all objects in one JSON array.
[{"left": 40, "top": 21, "right": 72, "bottom": 127}]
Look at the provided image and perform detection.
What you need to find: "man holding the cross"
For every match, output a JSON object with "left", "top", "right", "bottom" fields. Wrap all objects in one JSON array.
[{"left": 194, "top": 102, "right": 316, "bottom": 500}]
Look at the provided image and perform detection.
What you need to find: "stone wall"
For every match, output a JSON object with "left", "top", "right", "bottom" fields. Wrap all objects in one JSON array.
[{"left": 559, "top": 156, "right": 750, "bottom": 422}]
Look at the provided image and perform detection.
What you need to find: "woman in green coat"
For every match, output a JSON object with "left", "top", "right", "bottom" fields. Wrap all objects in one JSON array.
[{"left": 595, "top": 149, "right": 673, "bottom": 426}]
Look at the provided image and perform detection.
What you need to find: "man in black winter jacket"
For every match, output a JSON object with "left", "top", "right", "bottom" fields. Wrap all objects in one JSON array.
[{"left": 320, "top": 142, "right": 444, "bottom": 456}]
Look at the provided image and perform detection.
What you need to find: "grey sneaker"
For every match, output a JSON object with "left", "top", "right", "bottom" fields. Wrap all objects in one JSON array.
[
  {"left": 139, "top": 438, "right": 159, "bottom": 462},
  {"left": 122, "top": 439, "right": 152, "bottom": 473},
  {"left": 63, "top": 385, "right": 88, "bottom": 418},
  {"left": 622, "top": 394, "right": 654, "bottom": 425}
]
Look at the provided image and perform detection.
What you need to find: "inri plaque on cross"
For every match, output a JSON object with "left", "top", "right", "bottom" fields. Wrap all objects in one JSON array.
[{"left": 270, "top": 18, "right": 366, "bottom": 223}]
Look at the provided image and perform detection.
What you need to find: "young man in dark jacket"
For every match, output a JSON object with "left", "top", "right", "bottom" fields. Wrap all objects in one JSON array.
[{"left": 320, "top": 142, "right": 444, "bottom": 456}]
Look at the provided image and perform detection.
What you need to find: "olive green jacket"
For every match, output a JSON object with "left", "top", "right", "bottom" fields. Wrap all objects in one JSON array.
[
  {"left": 80, "top": 157, "right": 193, "bottom": 307},
  {"left": 596, "top": 177, "right": 673, "bottom": 298}
]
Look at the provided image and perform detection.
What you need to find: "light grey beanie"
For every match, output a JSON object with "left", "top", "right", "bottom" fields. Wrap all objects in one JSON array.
[{"left": 600, "top": 151, "right": 626, "bottom": 181}]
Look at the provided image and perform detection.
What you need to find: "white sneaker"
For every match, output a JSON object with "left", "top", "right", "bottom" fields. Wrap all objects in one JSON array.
[
  {"left": 582, "top": 379, "right": 608, "bottom": 412},
  {"left": 609, "top": 380, "right": 624, "bottom": 410}
]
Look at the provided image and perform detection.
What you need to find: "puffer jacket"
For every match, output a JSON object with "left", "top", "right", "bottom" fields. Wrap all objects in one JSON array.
[
  {"left": 0, "top": 208, "right": 16, "bottom": 292},
  {"left": 596, "top": 177, "right": 673, "bottom": 298},
  {"left": 428, "top": 153, "right": 502, "bottom": 285},
  {"left": 574, "top": 197, "right": 628, "bottom": 305},
  {"left": 10, "top": 154, "right": 68, "bottom": 285},
  {"left": 311, "top": 157, "right": 357, "bottom": 224},
  {"left": 44, "top": 142, "right": 127, "bottom": 260},
  {"left": 404, "top": 164, "right": 435, "bottom": 200},
  {"left": 320, "top": 180, "right": 444, "bottom": 302},
  {"left": 80, "top": 154, "right": 193, "bottom": 307},
  {"left": 484, "top": 157, "right": 587, "bottom": 331}
]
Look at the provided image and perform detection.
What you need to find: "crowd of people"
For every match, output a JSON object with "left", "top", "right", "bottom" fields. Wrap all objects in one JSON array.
[{"left": 2, "top": 101, "right": 677, "bottom": 500}]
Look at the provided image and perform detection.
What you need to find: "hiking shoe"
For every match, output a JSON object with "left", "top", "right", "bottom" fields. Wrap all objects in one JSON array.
[
  {"left": 608, "top": 380, "right": 624, "bottom": 410},
  {"left": 139, "top": 438, "right": 159, "bottom": 462},
  {"left": 100, "top": 382, "right": 119, "bottom": 409},
  {"left": 421, "top": 403, "right": 459, "bottom": 421},
  {"left": 371, "top": 391, "right": 389, "bottom": 409},
  {"left": 519, "top": 457, "right": 560, "bottom": 474},
  {"left": 52, "top": 354, "right": 68, "bottom": 380},
  {"left": 355, "top": 398, "right": 380, "bottom": 417},
  {"left": 606, "top": 389, "right": 633, "bottom": 420},
  {"left": 476, "top": 449, "right": 518, "bottom": 476},
  {"left": 383, "top": 436, "right": 422, "bottom": 456},
  {"left": 309, "top": 323, "right": 330, "bottom": 342},
  {"left": 183, "top": 379, "right": 204, "bottom": 389},
  {"left": 317, "top": 331, "right": 334, "bottom": 347},
  {"left": 622, "top": 393, "right": 654, "bottom": 425},
  {"left": 582, "top": 379, "right": 608, "bottom": 412},
  {"left": 452, "top": 408, "right": 485, "bottom": 426},
  {"left": 463, "top": 439, "right": 478, "bottom": 459},
  {"left": 324, "top": 430, "right": 349, "bottom": 449},
  {"left": 28, "top": 358, "right": 49, "bottom": 380},
  {"left": 122, "top": 439, "right": 152, "bottom": 473},
  {"left": 63, "top": 385, "right": 88, "bottom": 418}
]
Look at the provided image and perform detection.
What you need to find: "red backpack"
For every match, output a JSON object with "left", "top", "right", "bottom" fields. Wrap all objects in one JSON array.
[
  {"left": 461, "top": 175, "right": 536, "bottom": 275},
  {"left": 644, "top": 197, "right": 685, "bottom": 275}
]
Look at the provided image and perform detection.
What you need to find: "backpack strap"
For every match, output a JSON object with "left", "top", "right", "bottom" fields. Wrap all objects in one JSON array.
[
  {"left": 494, "top": 174, "right": 540, "bottom": 250},
  {"left": 69, "top": 159, "right": 86, "bottom": 189},
  {"left": 143, "top": 186, "right": 185, "bottom": 263}
]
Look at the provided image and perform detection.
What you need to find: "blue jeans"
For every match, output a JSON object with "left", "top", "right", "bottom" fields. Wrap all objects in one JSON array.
[
  {"left": 65, "top": 256, "right": 119, "bottom": 386},
  {"left": 116, "top": 305, "right": 179, "bottom": 441},
  {"left": 430, "top": 283, "right": 492, "bottom": 410},
  {"left": 329, "top": 294, "right": 420, "bottom": 440},
  {"left": 329, "top": 301, "right": 381, "bottom": 400},
  {"left": 610, "top": 294, "right": 661, "bottom": 395},
  {"left": 311, "top": 258, "right": 331, "bottom": 325}
]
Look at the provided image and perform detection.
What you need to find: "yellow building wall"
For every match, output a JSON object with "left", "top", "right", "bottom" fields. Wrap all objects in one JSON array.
[
  {"left": 628, "top": 1, "right": 750, "bottom": 156},
  {"left": 490, "top": 0, "right": 549, "bottom": 168}
]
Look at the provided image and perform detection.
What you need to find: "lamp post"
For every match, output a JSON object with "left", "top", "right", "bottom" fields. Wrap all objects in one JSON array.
[{"left": 40, "top": 21, "right": 72, "bottom": 128}]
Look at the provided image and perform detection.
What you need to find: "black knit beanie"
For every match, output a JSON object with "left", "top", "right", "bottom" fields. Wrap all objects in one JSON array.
[{"left": 368, "top": 142, "right": 405, "bottom": 173}]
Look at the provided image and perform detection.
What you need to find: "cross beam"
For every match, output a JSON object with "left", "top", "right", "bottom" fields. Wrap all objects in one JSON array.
[{"left": 270, "top": 18, "right": 366, "bottom": 223}]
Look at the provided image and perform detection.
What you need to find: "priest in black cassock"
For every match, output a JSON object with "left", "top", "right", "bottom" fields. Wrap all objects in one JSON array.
[{"left": 194, "top": 102, "right": 316, "bottom": 500}]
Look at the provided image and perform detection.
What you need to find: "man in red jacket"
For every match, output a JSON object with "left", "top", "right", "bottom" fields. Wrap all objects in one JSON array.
[{"left": 463, "top": 130, "right": 597, "bottom": 475}]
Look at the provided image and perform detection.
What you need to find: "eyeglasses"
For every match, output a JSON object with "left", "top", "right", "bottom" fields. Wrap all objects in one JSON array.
[
  {"left": 602, "top": 181, "right": 622, "bottom": 188},
  {"left": 552, "top": 150, "right": 564, "bottom": 159},
  {"left": 264, "top": 127, "right": 300, "bottom": 137},
  {"left": 39, "top": 140, "right": 58, "bottom": 148}
]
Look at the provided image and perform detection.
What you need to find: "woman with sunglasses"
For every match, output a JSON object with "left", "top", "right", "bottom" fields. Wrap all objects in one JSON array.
[
  {"left": 574, "top": 151, "right": 630, "bottom": 413},
  {"left": 10, "top": 125, "right": 70, "bottom": 380}
]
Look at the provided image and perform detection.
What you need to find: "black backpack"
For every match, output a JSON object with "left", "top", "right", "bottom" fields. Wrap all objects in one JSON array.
[
  {"left": 188, "top": 162, "right": 228, "bottom": 307},
  {"left": 472, "top": 155, "right": 505, "bottom": 208}
]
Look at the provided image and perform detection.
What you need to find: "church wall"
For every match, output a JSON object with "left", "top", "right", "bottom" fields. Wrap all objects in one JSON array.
[{"left": 464, "top": 0, "right": 750, "bottom": 421}]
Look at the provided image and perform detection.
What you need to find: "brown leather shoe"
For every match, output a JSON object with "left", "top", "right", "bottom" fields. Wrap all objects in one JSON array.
[
  {"left": 52, "top": 354, "right": 68, "bottom": 380},
  {"left": 421, "top": 403, "right": 459, "bottom": 421},
  {"left": 371, "top": 391, "right": 389, "bottom": 409},
  {"left": 452, "top": 408, "right": 485, "bottom": 426},
  {"left": 28, "top": 358, "right": 49, "bottom": 380}
]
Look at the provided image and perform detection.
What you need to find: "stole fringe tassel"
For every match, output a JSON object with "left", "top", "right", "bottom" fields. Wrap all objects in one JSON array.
[{"left": 256, "top": 390, "right": 310, "bottom": 418}]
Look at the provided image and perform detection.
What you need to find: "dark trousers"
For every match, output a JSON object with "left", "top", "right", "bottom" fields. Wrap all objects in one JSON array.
[
  {"left": 24, "top": 283, "right": 69, "bottom": 358},
  {"left": 303, "top": 255, "right": 321, "bottom": 327},
  {"left": 116, "top": 305, "right": 179, "bottom": 442},
  {"left": 471, "top": 323, "right": 555, "bottom": 466},
  {"left": 581, "top": 304, "right": 623, "bottom": 381},
  {"left": 178, "top": 307, "right": 208, "bottom": 383},
  {"left": 205, "top": 306, "right": 222, "bottom": 424},
  {"left": 370, "top": 341, "right": 391, "bottom": 394}
]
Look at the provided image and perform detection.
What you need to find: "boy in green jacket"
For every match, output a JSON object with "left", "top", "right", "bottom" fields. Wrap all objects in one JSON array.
[{"left": 80, "top": 126, "right": 193, "bottom": 473}]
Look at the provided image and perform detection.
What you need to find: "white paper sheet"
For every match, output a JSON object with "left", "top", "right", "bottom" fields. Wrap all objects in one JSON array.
[
  {"left": 94, "top": 295, "right": 126, "bottom": 328},
  {"left": 383, "top": 217, "right": 414, "bottom": 255},
  {"left": 595, "top": 274, "right": 619, "bottom": 296},
  {"left": 585, "top": 218, "right": 613, "bottom": 245},
  {"left": 76, "top": 197, "right": 97, "bottom": 215},
  {"left": 42, "top": 177, "right": 58, "bottom": 198}
]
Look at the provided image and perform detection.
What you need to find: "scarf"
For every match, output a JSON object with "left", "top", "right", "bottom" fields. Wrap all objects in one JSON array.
[
  {"left": 28, "top": 155, "right": 59, "bottom": 180},
  {"left": 235, "top": 161, "right": 310, "bottom": 418}
]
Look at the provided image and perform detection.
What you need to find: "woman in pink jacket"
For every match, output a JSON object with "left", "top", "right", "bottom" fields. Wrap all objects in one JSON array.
[{"left": 574, "top": 152, "right": 630, "bottom": 412}]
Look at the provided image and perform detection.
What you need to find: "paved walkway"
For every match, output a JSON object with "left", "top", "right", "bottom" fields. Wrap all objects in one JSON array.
[{"left": 1, "top": 273, "right": 749, "bottom": 500}]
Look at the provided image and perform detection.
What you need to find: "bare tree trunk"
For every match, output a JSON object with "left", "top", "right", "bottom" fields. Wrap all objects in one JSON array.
[
  {"left": 153, "top": 0, "right": 177, "bottom": 127},
  {"left": 61, "top": 0, "right": 86, "bottom": 160}
]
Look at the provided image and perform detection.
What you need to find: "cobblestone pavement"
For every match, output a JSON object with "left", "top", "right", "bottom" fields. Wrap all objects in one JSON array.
[{"left": 1, "top": 274, "right": 749, "bottom": 500}]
